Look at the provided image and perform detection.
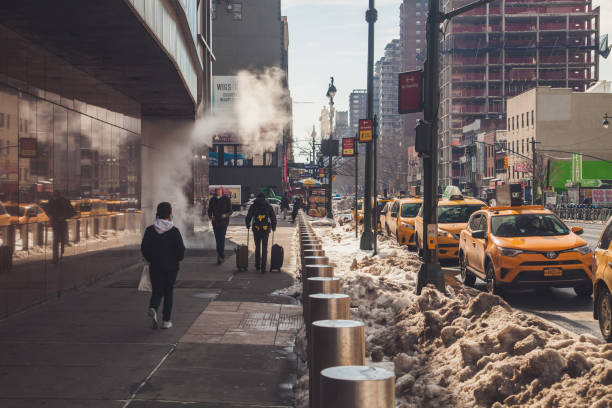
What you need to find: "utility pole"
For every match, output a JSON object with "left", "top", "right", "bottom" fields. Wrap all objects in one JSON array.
[
  {"left": 530, "top": 137, "right": 540, "bottom": 204},
  {"left": 326, "top": 78, "right": 337, "bottom": 219},
  {"left": 360, "top": 0, "right": 376, "bottom": 250},
  {"left": 417, "top": 0, "right": 495, "bottom": 295},
  {"left": 373, "top": 115, "right": 378, "bottom": 255},
  {"left": 355, "top": 132, "right": 359, "bottom": 239}
]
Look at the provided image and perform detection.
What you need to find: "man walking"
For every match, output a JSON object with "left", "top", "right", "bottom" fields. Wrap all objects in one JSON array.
[
  {"left": 291, "top": 196, "right": 302, "bottom": 223},
  {"left": 280, "top": 192, "right": 290, "bottom": 221},
  {"left": 245, "top": 193, "right": 276, "bottom": 273},
  {"left": 208, "top": 187, "right": 232, "bottom": 264},
  {"left": 46, "top": 190, "right": 76, "bottom": 264}
]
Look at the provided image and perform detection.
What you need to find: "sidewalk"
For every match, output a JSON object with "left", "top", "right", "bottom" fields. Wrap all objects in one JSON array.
[{"left": 0, "top": 219, "right": 300, "bottom": 408}]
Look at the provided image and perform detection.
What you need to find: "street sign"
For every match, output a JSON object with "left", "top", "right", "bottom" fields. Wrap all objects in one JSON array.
[
  {"left": 19, "top": 138, "right": 37, "bottom": 158},
  {"left": 581, "top": 179, "right": 601, "bottom": 188},
  {"left": 571, "top": 153, "right": 582, "bottom": 183},
  {"left": 342, "top": 137, "right": 355, "bottom": 157},
  {"left": 398, "top": 70, "right": 423, "bottom": 114},
  {"left": 359, "top": 119, "right": 372, "bottom": 143}
]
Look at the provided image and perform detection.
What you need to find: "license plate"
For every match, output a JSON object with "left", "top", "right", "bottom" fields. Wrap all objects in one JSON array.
[{"left": 544, "top": 268, "right": 563, "bottom": 277}]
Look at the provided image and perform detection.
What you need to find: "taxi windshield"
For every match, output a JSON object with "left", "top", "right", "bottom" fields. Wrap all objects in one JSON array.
[
  {"left": 438, "top": 205, "right": 482, "bottom": 223},
  {"left": 491, "top": 214, "right": 569, "bottom": 237},
  {"left": 401, "top": 203, "right": 420, "bottom": 217},
  {"left": 5, "top": 206, "right": 25, "bottom": 216}
]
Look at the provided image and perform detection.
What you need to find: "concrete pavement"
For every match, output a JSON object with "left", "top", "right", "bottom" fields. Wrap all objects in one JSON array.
[{"left": 0, "top": 220, "right": 299, "bottom": 408}]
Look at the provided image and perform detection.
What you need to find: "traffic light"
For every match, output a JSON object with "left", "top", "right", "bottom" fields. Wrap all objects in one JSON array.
[{"left": 504, "top": 156, "right": 509, "bottom": 169}]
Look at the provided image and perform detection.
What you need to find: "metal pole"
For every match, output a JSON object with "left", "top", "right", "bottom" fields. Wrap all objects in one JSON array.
[
  {"left": 327, "top": 100, "right": 334, "bottom": 218},
  {"left": 531, "top": 137, "right": 537, "bottom": 205},
  {"left": 360, "top": 0, "right": 376, "bottom": 250},
  {"left": 417, "top": 0, "right": 445, "bottom": 294},
  {"left": 355, "top": 133, "right": 359, "bottom": 238},
  {"left": 373, "top": 115, "right": 378, "bottom": 255}
]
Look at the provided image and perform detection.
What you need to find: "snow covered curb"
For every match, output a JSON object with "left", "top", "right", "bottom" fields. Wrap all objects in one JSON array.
[{"left": 295, "top": 223, "right": 612, "bottom": 408}]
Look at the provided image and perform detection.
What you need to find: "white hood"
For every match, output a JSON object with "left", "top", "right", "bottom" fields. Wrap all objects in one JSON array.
[{"left": 154, "top": 218, "right": 174, "bottom": 234}]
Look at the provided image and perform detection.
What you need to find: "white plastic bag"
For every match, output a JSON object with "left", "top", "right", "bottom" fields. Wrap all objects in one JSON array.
[{"left": 138, "top": 264, "right": 152, "bottom": 292}]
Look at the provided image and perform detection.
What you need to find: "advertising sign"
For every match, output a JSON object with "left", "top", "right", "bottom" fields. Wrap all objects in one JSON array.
[
  {"left": 212, "top": 76, "right": 237, "bottom": 114},
  {"left": 593, "top": 189, "right": 612, "bottom": 205},
  {"left": 398, "top": 70, "right": 423, "bottom": 114},
  {"left": 19, "top": 138, "right": 37, "bottom": 158},
  {"left": 209, "top": 185, "right": 241, "bottom": 205},
  {"left": 359, "top": 119, "right": 372, "bottom": 143},
  {"left": 342, "top": 137, "right": 355, "bottom": 157},
  {"left": 571, "top": 153, "right": 582, "bottom": 183}
]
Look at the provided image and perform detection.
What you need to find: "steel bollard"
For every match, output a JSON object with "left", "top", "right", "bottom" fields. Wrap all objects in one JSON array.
[
  {"left": 307, "top": 293, "right": 349, "bottom": 330},
  {"left": 303, "top": 276, "right": 341, "bottom": 336},
  {"left": 310, "top": 320, "right": 365, "bottom": 408},
  {"left": 302, "top": 249, "right": 325, "bottom": 260},
  {"left": 319, "top": 365, "right": 395, "bottom": 408},
  {"left": 303, "top": 256, "right": 329, "bottom": 267},
  {"left": 302, "top": 243, "right": 323, "bottom": 251}
]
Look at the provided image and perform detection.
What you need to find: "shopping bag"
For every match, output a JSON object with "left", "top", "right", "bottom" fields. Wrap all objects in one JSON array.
[{"left": 138, "top": 264, "right": 152, "bottom": 292}]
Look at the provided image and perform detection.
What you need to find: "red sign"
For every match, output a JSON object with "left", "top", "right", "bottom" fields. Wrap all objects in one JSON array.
[
  {"left": 282, "top": 152, "right": 288, "bottom": 185},
  {"left": 319, "top": 168, "right": 325, "bottom": 178},
  {"left": 212, "top": 132, "right": 240, "bottom": 144},
  {"left": 359, "top": 119, "right": 372, "bottom": 143},
  {"left": 342, "top": 138, "right": 355, "bottom": 157},
  {"left": 19, "top": 138, "right": 37, "bottom": 158},
  {"left": 398, "top": 70, "right": 423, "bottom": 114}
]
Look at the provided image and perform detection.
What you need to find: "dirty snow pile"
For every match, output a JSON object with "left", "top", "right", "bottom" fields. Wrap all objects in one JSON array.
[{"left": 296, "top": 224, "right": 612, "bottom": 408}]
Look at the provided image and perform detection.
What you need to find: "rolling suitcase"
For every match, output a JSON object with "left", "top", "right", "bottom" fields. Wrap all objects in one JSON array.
[
  {"left": 270, "top": 231, "right": 284, "bottom": 273},
  {"left": 235, "top": 229, "right": 249, "bottom": 272}
]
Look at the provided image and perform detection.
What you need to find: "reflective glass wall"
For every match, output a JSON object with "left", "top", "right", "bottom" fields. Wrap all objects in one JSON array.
[{"left": 0, "top": 25, "right": 142, "bottom": 317}]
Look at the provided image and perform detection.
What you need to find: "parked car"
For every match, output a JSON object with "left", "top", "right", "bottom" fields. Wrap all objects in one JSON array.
[
  {"left": 593, "top": 216, "right": 612, "bottom": 342},
  {"left": 459, "top": 204, "right": 593, "bottom": 296}
]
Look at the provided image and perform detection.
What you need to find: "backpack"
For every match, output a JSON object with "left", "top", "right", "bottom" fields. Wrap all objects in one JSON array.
[{"left": 252, "top": 210, "right": 271, "bottom": 232}]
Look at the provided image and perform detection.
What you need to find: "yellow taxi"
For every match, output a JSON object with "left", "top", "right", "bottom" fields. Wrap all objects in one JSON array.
[
  {"left": 396, "top": 197, "right": 422, "bottom": 247},
  {"left": 352, "top": 199, "right": 363, "bottom": 224},
  {"left": 415, "top": 192, "right": 486, "bottom": 260},
  {"left": 0, "top": 202, "right": 11, "bottom": 227},
  {"left": 593, "top": 216, "right": 612, "bottom": 342},
  {"left": 4, "top": 203, "right": 49, "bottom": 225},
  {"left": 459, "top": 205, "right": 593, "bottom": 296},
  {"left": 78, "top": 199, "right": 108, "bottom": 217}
]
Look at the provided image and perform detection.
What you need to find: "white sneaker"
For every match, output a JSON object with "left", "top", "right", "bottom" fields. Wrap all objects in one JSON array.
[
  {"left": 161, "top": 321, "right": 173, "bottom": 329},
  {"left": 148, "top": 308, "right": 158, "bottom": 329}
]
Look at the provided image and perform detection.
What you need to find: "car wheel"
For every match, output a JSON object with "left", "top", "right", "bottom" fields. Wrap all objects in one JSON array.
[
  {"left": 416, "top": 235, "right": 424, "bottom": 258},
  {"left": 574, "top": 283, "right": 593, "bottom": 298},
  {"left": 485, "top": 262, "right": 502, "bottom": 295},
  {"left": 598, "top": 288, "right": 612, "bottom": 342},
  {"left": 459, "top": 252, "right": 475, "bottom": 287}
]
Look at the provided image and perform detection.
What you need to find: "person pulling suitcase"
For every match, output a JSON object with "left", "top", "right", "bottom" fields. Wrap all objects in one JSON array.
[{"left": 245, "top": 193, "right": 276, "bottom": 273}]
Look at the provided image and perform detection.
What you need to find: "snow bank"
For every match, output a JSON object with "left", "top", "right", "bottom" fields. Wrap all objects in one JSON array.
[{"left": 295, "top": 224, "right": 612, "bottom": 408}]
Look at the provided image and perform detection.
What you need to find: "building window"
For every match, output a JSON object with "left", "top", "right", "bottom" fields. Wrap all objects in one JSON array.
[
  {"left": 416, "top": 48, "right": 421, "bottom": 53},
  {"left": 531, "top": 110, "right": 534, "bottom": 127},
  {"left": 232, "top": 3, "right": 242, "bottom": 20},
  {"left": 416, "top": 39, "right": 421, "bottom": 44},
  {"left": 526, "top": 112, "right": 529, "bottom": 127},
  {"left": 416, "top": 11, "right": 421, "bottom": 16},
  {"left": 521, "top": 113, "right": 524, "bottom": 128},
  {"left": 522, "top": 139, "right": 524, "bottom": 153},
  {"left": 416, "top": 30, "right": 421, "bottom": 35},
  {"left": 511, "top": 117, "right": 514, "bottom": 130},
  {"left": 416, "top": 2, "right": 421, "bottom": 7},
  {"left": 416, "top": 20, "right": 421, "bottom": 25}
]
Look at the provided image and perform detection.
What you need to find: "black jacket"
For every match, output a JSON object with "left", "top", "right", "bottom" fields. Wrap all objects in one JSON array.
[
  {"left": 292, "top": 198, "right": 302, "bottom": 213},
  {"left": 141, "top": 226, "right": 185, "bottom": 272},
  {"left": 47, "top": 196, "right": 76, "bottom": 225},
  {"left": 246, "top": 197, "right": 277, "bottom": 234},
  {"left": 207, "top": 196, "right": 232, "bottom": 228},
  {"left": 280, "top": 196, "right": 290, "bottom": 210}
]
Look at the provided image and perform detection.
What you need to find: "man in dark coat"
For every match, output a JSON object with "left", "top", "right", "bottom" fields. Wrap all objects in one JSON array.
[
  {"left": 280, "top": 192, "right": 290, "bottom": 220},
  {"left": 291, "top": 196, "right": 302, "bottom": 223},
  {"left": 207, "top": 187, "right": 233, "bottom": 264},
  {"left": 46, "top": 190, "right": 76, "bottom": 264},
  {"left": 141, "top": 202, "right": 185, "bottom": 329},
  {"left": 245, "top": 193, "right": 277, "bottom": 273}
]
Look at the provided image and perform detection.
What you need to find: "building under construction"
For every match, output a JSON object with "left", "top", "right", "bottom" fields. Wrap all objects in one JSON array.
[{"left": 439, "top": 0, "right": 601, "bottom": 187}]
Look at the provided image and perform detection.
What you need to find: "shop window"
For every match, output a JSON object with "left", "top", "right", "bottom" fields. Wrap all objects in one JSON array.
[
  {"left": 209, "top": 146, "right": 219, "bottom": 167},
  {"left": 236, "top": 145, "right": 252, "bottom": 167},
  {"left": 232, "top": 3, "right": 242, "bottom": 20},
  {"left": 223, "top": 145, "right": 236, "bottom": 167}
]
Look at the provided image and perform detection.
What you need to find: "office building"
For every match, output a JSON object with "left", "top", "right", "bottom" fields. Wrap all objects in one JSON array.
[{"left": 349, "top": 89, "right": 367, "bottom": 137}]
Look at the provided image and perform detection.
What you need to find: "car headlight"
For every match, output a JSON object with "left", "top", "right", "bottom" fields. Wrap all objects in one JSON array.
[
  {"left": 572, "top": 244, "right": 591, "bottom": 255},
  {"left": 401, "top": 222, "right": 414, "bottom": 229},
  {"left": 438, "top": 228, "right": 452, "bottom": 238},
  {"left": 498, "top": 247, "right": 523, "bottom": 257}
]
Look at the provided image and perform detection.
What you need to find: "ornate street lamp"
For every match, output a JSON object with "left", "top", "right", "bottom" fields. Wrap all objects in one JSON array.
[{"left": 325, "top": 77, "right": 337, "bottom": 219}]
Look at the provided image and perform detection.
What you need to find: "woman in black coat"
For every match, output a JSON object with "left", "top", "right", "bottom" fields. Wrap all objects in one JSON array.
[{"left": 141, "top": 202, "right": 185, "bottom": 329}]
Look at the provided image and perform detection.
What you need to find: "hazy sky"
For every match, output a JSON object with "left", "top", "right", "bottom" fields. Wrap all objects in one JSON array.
[{"left": 283, "top": 0, "right": 612, "bottom": 159}]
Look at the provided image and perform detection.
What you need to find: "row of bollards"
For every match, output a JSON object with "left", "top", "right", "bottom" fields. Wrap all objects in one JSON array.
[{"left": 297, "top": 213, "right": 394, "bottom": 408}]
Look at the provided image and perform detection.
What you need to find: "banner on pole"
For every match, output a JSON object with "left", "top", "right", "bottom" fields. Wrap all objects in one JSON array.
[
  {"left": 359, "top": 119, "right": 372, "bottom": 143},
  {"left": 398, "top": 70, "right": 423, "bottom": 114},
  {"left": 342, "top": 138, "right": 355, "bottom": 157}
]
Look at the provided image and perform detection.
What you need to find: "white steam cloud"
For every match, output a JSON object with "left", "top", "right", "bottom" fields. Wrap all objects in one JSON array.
[{"left": 143, "top": 67, "right": 290, "bottom": 248}]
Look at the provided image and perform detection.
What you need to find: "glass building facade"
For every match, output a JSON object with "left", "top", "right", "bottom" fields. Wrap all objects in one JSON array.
[{"left": 0, "top": 24, "right": 143, "bottom": 317}]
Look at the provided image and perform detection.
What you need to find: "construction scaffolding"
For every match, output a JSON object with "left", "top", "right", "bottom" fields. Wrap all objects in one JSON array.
[{"left": 439, "top": 0, "right": 600, "bottom": 187}]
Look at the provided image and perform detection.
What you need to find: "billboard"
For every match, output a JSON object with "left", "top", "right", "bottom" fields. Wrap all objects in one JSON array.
[
  {"left": 209, "top": 185, "right": 241, "bottom": 205},
  {"left": 212, "top": 76, "right": 237, "bottom": 114}
]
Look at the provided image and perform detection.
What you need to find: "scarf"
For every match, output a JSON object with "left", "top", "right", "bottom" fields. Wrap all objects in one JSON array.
[{"left": 154, "top": 218, "right": 174, "bottom": 234}]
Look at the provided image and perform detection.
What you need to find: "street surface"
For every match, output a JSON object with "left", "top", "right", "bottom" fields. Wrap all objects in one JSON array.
[{"left": 442, "top": 221, "right": 605, "bottom": 338}]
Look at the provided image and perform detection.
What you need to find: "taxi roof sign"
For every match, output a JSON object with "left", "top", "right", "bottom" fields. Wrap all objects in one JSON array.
[{"left": 441, "top": 186, "right": 463, "bottom": 200}]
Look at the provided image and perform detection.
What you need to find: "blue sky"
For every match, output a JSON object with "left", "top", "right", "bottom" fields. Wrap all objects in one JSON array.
[{"left": 283, "top": 0, "right": 612, "bottom": 159}]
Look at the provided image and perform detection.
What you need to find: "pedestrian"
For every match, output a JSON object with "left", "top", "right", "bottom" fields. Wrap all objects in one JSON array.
[
  {"left": 291, "top": 195, "right": 302, "bottom": 223},
  {"left": 208, "top": 187, "right": 232, "bottom": 264},
  {"left": 46, "top": 190, "right": 76, "bottom": 264},
  {"left": 280, "top": 192, "right": 290, "bottom": 220},
  {"left": 141, "top": 202, "right": 185, "bottom": 329},
  {"left": 245, "top": 192, "right": 277, "bottom": 273}
]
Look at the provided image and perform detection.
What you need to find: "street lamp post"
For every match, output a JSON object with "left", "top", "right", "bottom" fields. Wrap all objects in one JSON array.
[{"left": 326, "top": 77, "right": 337, "bottom": 219}]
